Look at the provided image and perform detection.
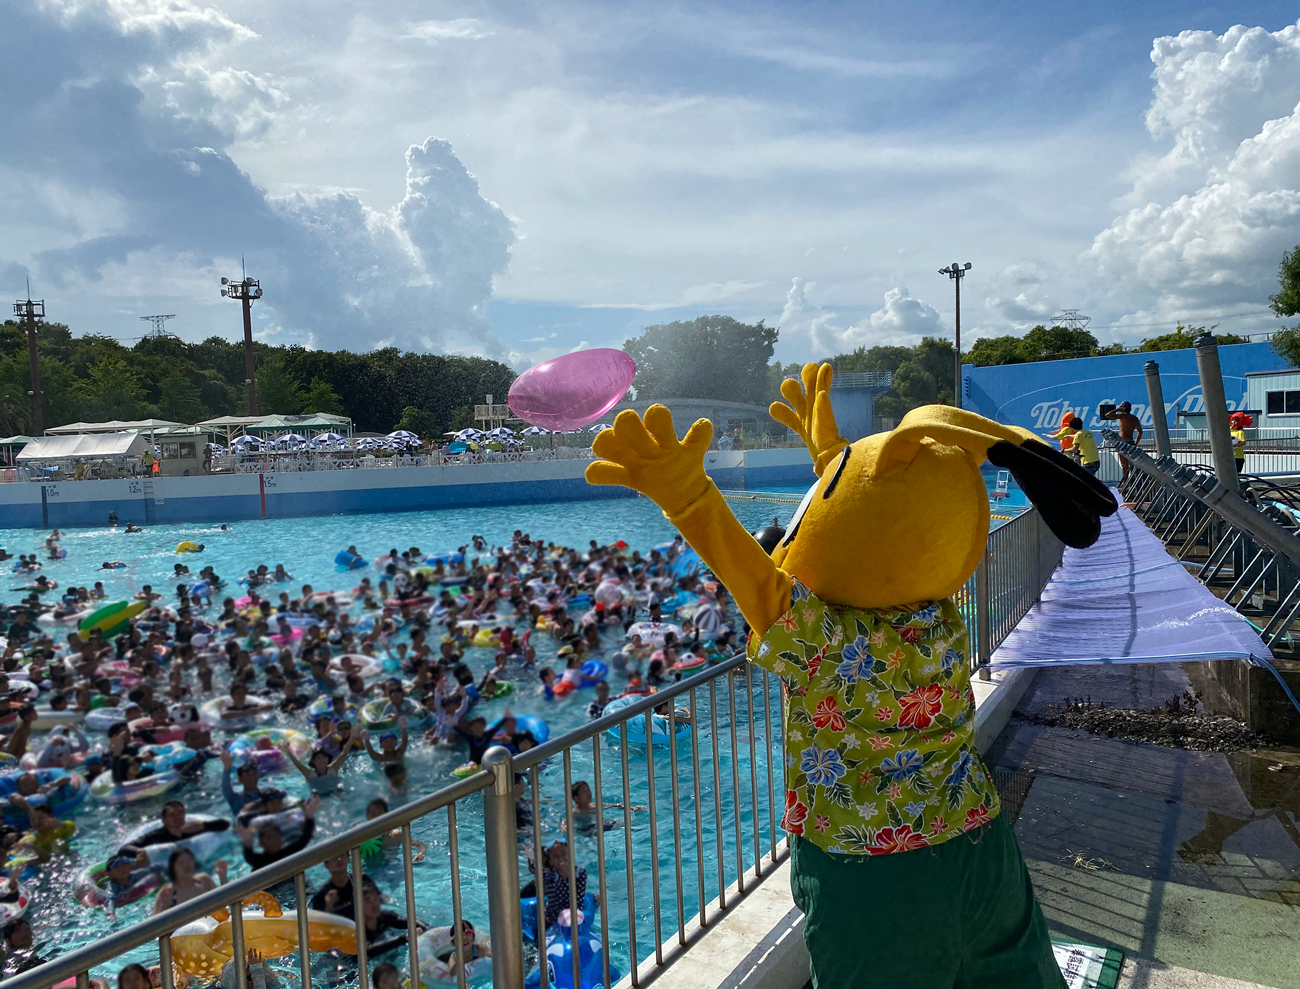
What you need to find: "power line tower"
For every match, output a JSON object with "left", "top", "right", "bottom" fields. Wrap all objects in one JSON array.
[
  {"left": 139, "top": 314, "right": 176, "bottom": 337},
  {"left": 13, "top": 285, "right": 44, "bottom": 435},
  {"left": 1052, "top": 309, "right": 1092, "bottom": 330},
  {"left": 220, "top": 261, "right": 263, "bottom": 415}
]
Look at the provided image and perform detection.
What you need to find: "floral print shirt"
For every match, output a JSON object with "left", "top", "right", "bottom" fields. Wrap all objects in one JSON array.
[{"left": 747, "top": 579, "right": 1000, "bottom": 855}]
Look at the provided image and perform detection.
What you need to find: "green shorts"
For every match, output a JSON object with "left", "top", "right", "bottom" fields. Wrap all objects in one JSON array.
[{"left": 790, "top": 814, "right": 1065, "bottom": 989}]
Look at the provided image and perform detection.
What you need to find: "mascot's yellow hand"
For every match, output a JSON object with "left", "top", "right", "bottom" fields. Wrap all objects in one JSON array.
[
  {"left": 769, "top": 362, "right": 848, "bottom": 475},
  {"left": 586, "top": 405, "right": 714, "bottom": 517}
]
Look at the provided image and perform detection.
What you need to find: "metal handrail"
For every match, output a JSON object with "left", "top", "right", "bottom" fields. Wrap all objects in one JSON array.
[{"left": 0, "top": 771, "right": 493, "bottom": 989}]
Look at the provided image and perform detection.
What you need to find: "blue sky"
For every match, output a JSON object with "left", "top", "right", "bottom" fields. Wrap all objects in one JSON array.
[{"left": 3, "top": 1, "right": 1300, "bottom": 368}]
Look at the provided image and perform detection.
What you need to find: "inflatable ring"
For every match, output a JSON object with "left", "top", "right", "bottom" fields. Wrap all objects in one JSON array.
[
  {"left": 601, "top": 696, "right": 690, "bottom": 747},
  {"left": 334, "top": 551, "right": 367, "bottom": 570},
  {"left": 84, "top": 707, "right": 133, "bottom": 732},
  {"left": 358, "top": 701, "right": 430, "bottom": 732},
  {"left": 624, "top": 622, "right": 683, "bottom": 647},
  {"left": 243, "top": 806, "right": 306, "bottom": 844},
  {"left": 578, "top": 660, "right": 608, "bottom": 687},
  {"left": 228, "top": 728, "right": 311, "bottom": 773},
  {"left": 19, "top": 746, "right": 89, "bottom": 771},
  {"left": 0, "top": 768, "right": 88, "bottom": 821},
  {"left": 74, "top": 861, "right": 161, "bottom": 909},
  {"left": 306, "top": 697, "right": 357, "bottom": 727},
  {"left": 673, "top": 653, "right": 707, "bottom": 671},
  {"left": 328, "top": 654, "right": 384, "bottom": 683},
  {"left": 552, "top": 680, "right": 576, "bottom": 698},
  {"left": 199, "top": 696, "right": 273, "bottom": 729},
  {"left": 269, "top": 627, "right": 303, "bottom": 646},
  {"left": 510, "top": 715, "right": 550, "bottom": 744},
  {"left": 479, "top": 680, "right": 515, "bottom": 701},
  {"left": 424, "top": 551, "right": 464, "bottom": 566},
  {"left": 471, "top": 628, "right": 501, "bottom": 648},
  {"left": 409, "top": 925, "right": 492, "bottom": 987},
  {"left": 176, "top": 541, "right": 201, "bottom": 554},
  {"left": 122, "top": 814, "right": 232, "bottom": 871},
  {"left": 309, "top": 590, "right": 355, "bottom": 606},
  {"left": 450, "top": 762, "right": 479, "bottom": 780},
  {"left": 129, "top": 718, "right": 191, "bottom": 744},
  {"left": 90, "top": 764, "right": 187, "bottom": 805},
  {"left": 0, "top": 882, "right": 31, "bottom": 924}
]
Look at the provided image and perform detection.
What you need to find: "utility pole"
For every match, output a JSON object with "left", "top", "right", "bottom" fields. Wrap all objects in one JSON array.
[
  {"left": 221, "top": 266, "right": 263, "bottom": 415},
  {"left": 13, "top": 288, "right": 44, "bottom": 435},
  {"left": 938, "top": 262, "right": 972, "bottom": 409}
]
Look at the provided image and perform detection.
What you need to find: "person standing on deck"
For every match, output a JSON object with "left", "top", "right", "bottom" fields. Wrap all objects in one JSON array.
[
  {"left": 1099, "top": 401, "right": 1143, "bottom": 485},
  {"left": 1229, "top": 412, "right": 1250, "bottom": 475}
]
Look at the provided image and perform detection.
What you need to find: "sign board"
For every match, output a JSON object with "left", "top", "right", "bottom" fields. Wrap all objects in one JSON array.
[
  {"left": 1051, "top": 938, "right": 1122, "bottom": 989},
  {"left": 474, "top": 404, "right": 513, "bottom": 420},
  {"left": 963, "top": 341, "right": 1288, "bottom": 433}
]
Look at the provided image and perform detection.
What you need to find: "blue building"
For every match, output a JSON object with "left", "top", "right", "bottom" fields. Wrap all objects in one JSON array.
[
  {"left": 961, "top": 342, "right": 1290, "bottom": 433},
  {"left": 1247, "top": 368, "right": 1300, "bottom": 430}
]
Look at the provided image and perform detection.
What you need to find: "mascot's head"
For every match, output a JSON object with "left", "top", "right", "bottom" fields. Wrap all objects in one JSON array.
[{"left": 760, "top": 366, "right": 1117, "bottom": 610}]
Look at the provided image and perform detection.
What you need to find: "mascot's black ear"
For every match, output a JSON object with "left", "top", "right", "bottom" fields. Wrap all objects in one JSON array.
[{"left": 986, "top": 439, "right": 1118, "bottom": 549}]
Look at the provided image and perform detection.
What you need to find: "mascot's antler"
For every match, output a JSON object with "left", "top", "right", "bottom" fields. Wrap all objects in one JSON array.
[{"left": 768, "top": 363, "right": 849, "bottom": 476}]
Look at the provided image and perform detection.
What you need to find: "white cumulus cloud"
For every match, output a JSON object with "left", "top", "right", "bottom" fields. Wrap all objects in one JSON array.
[
  {"left": 1088, "top": 21, "right": 1300, "bottom": 321},
  {"left": 0, "top": 0, "right": 515, "bottom": 358},
  {"left": 777, "top": 277, "right": 942, "bottom": 358}
]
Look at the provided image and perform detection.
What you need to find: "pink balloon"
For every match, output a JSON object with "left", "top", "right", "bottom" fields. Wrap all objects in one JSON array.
[{"left": 508, "top": 349, "right": 637, "bottom": 431}]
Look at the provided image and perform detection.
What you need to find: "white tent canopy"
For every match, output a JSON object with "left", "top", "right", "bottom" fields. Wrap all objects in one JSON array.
[
  {"left": 45, "top": 419, "right": 184, "bottom": 435},
  {"left": 17, "top": 431, "right": 150, "bottom": 462}
]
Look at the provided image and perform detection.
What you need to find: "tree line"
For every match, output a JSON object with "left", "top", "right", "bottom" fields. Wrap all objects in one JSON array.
[
  {"left": 8, "top": 245, "right": 1297, "bottom": 440},
  {"left": 0, "top": 324, "right": 516, "bottom": 437}
]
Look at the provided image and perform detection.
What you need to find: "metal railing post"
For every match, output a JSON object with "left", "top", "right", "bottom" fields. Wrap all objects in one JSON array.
[
  {"left": 975, "top": 551, "right": 992, "bottom": 679},
  {"left": 481, "top": 745, "right": 524, "bottom": 989}
]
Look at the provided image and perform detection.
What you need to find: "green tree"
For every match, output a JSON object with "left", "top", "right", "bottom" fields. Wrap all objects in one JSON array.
[
  {"left": 394, "top": 406, "right": 440, "bottom": 439},
  {"left": 82, "top": 353, "right": 146, "bottom": 420},
  {"left": 625, "top": 316, "right": 777, "bottom": 404},
  {"left": 1271, "top": 244, "right": 1300, "bottom": 318},
  {"left": 1272, "top": 326, "right": 1300, "bottom": 368},
  {"left": 301, "top": 377, "right": 343, "bottom": 415},
  {"left": 966, "top": 335, "right": 1027, "bottom": 366},
  {"left": 255, "top": 360, "right": 305, "bottom": 414},
  {"left": 1018, "top": 325, "right": 1099, "bottom": 361},
  {"left": 818, "top": 338, "right": 955, "bottom": 421},
  {"left": 157, "top": 373, "right": 205, "bottom": 424},
  {"left": 447, "top": 405, "right": 476, "bottom": 432},
  {"left": 1138, "top": 324, "right": 1245, "bottom": 351}
]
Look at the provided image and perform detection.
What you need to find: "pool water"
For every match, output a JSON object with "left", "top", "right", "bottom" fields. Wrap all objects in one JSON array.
[{"left": 1, "top": 494, "right": 796, "bottom": 985}]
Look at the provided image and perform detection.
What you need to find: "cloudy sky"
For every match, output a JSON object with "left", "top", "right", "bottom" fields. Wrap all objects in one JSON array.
[{"left": 4, "top": 1, "right": 1300, "bottom": 368}]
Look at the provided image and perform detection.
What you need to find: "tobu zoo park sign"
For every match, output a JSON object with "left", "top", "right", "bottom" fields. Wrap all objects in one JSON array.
[{"left": 961, "top": 342, "right": 1288, "bottom": 433}]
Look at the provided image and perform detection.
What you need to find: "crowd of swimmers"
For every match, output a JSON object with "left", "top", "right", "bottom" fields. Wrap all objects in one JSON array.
[{"left": 0, "top": 524, "right": 740, "bottom": 987}]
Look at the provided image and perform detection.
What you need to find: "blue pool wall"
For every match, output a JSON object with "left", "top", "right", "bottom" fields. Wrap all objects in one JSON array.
[{"left": 0, "top": 448, "right": 816, "bottom": 529}]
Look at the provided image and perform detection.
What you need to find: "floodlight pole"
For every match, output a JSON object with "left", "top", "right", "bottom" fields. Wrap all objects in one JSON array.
[
  {"left": 938, "top": 262, "right": 971, "bottom": 409},
  {"left": 221, "top": 271, "right": 263, "bottom": 415},
  {"left": 14, "top": 293, "right": 45, "bottom": 435}
]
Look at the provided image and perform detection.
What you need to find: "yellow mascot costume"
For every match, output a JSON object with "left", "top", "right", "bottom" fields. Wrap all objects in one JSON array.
[{"left": 587, "top": 363, "right": 1116, "bottom": 989}]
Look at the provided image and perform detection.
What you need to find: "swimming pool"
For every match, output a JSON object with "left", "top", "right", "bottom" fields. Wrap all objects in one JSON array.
[{"left": 1, "top": 494, "right": 794, "bottom": 985}]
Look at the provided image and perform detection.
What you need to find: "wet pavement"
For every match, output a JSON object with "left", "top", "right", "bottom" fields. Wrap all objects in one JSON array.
[{"left": 989, "top": 663, "right": 1300, "bottom": 988}]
